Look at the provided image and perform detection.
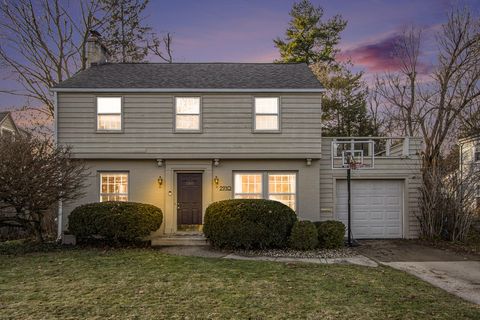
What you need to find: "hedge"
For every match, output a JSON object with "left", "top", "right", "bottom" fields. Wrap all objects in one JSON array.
[
  {"left": 314, "top": 220, "right": 346, "bottom": 249},
  {"left": 68, "top": 201, "right": 163, "bottom": 243},
  {"left": 203, "top": 199, "right": 297, "bottom": 249},
  {"left": 288, "top": 220, "right": 318, "bottom": 250}
]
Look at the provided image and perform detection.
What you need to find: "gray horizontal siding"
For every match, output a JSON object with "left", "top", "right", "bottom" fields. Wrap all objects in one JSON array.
[
  {"left": 319, "top": 137, "right": 423, "bottom": 238},
  {"left": 57, "top": 93, "right": 322, "bottom": 159}
]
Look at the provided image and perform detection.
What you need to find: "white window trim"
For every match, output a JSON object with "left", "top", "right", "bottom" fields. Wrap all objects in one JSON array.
[
  {"left": 253, "top": 97, "right": 281, "bottom": 133},
  {"left": 99, "top": 171, "right": 129, "bottom": 202},
  {"left": 96, "top": 96, "right": 123, "bottom": 132},
  {"left": 174, "top": 96, "right": 202, "bottom": 133},
  {"left": 233, "top": 171, "right": 297, "bottom": 211},
  {"left": 474, "top": 144, "right": 480, "bottom": 163}
]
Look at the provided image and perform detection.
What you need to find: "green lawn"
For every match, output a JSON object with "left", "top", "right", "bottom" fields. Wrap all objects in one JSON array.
[{"left": 1, "top": 248, "right": 479, "bottom": 319}]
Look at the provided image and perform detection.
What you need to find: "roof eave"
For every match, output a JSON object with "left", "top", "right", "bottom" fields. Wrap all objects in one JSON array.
[{"left": 50, "top": 87, "right": 325, "bottom": 93}]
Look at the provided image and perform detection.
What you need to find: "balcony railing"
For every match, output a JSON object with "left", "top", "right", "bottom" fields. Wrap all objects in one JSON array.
[{"left": 330, "top": 137, "right": 414, "bottom": 169}]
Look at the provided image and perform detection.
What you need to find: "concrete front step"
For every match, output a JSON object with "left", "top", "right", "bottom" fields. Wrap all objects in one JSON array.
[{"left": 151, "top": 234, "right": 209, "bottom": 247}]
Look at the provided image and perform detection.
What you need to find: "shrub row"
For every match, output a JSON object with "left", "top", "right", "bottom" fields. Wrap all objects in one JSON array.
[
  {"left": 203, "top": 199, "right": 297, "bottom": 249},
  {"left": 203, "top": 199, "right": 345, "bottom": 250},
  {"left": 68, "top": 201, "right": 163, "bottom": 243}
]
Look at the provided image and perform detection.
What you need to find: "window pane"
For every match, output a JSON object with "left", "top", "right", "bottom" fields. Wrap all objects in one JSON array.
[
  {"left": 234, "top": 173, "right": 262, "bottom": 194},
  {"left": 176, "top": 97, "right": 200, "bottom": 114},
  {"left": 269, "top": 194, "right": 296, "bottom": 210},
  {"left": 255, "top": 115, "right": 278, "bottom": 130},
  {"left": 176, "top": 115, "right": 200, "bottom": 130},
  {"left": 268, "top": 174, "right": 296, "bottom": 193},
  {"left": 97, "top": 97, "right": 121, "bottom": 114},
  {"left": 98, "top": 114, "right": 121, "bottom": 130},
  {"left": 100, "top": 173, "right": 128, "bottom": 202},
  {"left": 255, "top": 98, "right": 278, "bottom": 114}
]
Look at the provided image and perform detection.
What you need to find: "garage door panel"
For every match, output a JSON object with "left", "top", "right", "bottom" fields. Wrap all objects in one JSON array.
[{"left": 335, "top": 180, "right": 403, "bottom": 239}]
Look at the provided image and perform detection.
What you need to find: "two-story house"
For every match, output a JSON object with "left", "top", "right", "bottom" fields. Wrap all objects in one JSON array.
[{"left": 53, "top": 36, "right": 423, "bottom": 241}]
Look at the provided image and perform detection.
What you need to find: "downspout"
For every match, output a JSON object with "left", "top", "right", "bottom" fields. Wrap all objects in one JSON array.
[{"left": 54, "top": 91, "right": 63, "bottom": 241}]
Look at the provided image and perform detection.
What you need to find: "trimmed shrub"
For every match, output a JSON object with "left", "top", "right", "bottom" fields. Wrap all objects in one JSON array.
[
  {"left": 203, "top": 199, "right": 297, "bottom": 249},
  {"left": 314, "top": 220, "right": 346, "bottom": 249},
  {"left": 68, "top": 202, "right": 163, "bottom": 243},
  {"left": 288, "top": 220, "right": 318, "bottom": 250}
]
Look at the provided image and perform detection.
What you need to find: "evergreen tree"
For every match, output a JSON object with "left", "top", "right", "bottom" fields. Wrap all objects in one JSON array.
[
  {"left": 313, "top": 63, "right": 379, "bottom": 136},
  {"left": 274, "top": 0, "right": 346, "bottom": 64},
  {"left": 101, "top": 0, "right": 151, "bottom": 62},
  {"left": 275, "top": 0, "right": 380, "bottom": 137}
]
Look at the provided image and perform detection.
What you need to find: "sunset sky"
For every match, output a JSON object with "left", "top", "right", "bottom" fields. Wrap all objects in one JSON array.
[{"left": 1, "top": 0, "right": 479, "bottom": 113}]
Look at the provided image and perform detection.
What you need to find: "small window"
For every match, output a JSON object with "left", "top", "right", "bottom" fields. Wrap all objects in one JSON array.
[
  {"left": 234, "top": 173, "right": 263, "bottom": 199},
  {"left": 100, "top": 172, "right": 128, "bottom": 202},
  {"left": 175, "top": 97, "right": 201, "bottom": 131},
  {"left": 97, "top": 97, "right": 122, "bottom": 131},
  {"left": 268, "top": 173, "right": 296, "bottom": 210},
  {"left": 254, "top": 97, "right": 279, "bottom": 131}
]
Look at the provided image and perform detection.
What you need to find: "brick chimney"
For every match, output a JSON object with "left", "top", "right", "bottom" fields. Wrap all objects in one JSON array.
[{"left": 86, "top": 30, "right": 109, "bottom": 68}]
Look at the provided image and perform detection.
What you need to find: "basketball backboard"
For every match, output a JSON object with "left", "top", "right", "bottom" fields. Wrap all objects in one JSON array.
[{"left": 332, "top": 140, "right": 375, "bottom": 169}]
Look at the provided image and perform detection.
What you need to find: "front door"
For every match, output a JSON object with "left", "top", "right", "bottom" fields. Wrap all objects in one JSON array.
[{"left": 177, "top": 173, "right": 203, "bottom": 227}]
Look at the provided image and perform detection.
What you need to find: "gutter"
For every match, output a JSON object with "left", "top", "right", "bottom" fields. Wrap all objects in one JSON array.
[{"left": 50, "top": 87, "right": 326, "bottom": 93}]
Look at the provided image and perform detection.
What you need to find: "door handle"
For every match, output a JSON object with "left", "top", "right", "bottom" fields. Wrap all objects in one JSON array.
[{"left": 177, "top": 203, "right": 180, "bottom": 209}]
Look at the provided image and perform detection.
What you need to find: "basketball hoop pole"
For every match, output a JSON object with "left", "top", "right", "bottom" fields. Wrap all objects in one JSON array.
[{"left": 347, "top": 166, "right": 352, "bottom": 247}]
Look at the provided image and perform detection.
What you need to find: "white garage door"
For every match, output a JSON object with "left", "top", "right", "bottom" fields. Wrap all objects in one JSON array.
[{"left": 336, "top": 180, "right": 403, "bottom": 239}]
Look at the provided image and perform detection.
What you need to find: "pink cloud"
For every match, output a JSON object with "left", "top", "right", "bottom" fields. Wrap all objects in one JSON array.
[
  {"left": 339, "top": 33, "right": 433, "bottom": 74},
  {"left": 338, "top": 34, "right": 404, "bottom": 71}
]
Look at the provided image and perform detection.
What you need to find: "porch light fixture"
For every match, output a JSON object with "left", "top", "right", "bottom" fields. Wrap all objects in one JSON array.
[
  {"left": 157, "top": 176, "right": 163, "bottom": 187},
  {"left": 213, "top": 176, "right": 219, "bottom": 185}
]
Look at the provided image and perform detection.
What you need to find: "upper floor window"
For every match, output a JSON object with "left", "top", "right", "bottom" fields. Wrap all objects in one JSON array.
[
  {"left": 100, "top": 172, "right": 128, "bottom": 202},
  {"left": 254, "top": 97, "right": 279, "bottom": 131},
  {"left": 97, "top": 97, "right": 122, "bottom": 131},
  {"left": 175, "top": 97, "right": 201, "bottom": 131}
]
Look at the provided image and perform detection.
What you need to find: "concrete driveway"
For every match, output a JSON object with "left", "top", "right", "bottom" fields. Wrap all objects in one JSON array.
[{"left": 358, "top": 240, "right": 480, "bottom": 305}]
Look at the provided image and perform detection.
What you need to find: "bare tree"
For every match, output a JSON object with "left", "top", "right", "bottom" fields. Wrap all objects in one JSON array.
[
  {"left": 0, "top": 134, "right": 88, "bottom": 242},
  {"left": 0, "top": 0, "right": 106, "bottom": 117},
  {"left": 148, "top": 32, "right": 173, "bottom": 63},
  {"left": 375, "top": 7, "right": 480, "bottom": 240},
  {"left": 376, "top": 8, "right": 480, "bottom": 168},
  {"left": 0, "top": 0, "right": 173, "bottom": 119}
]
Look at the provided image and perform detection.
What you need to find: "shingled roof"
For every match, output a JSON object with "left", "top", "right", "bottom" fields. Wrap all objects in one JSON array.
[{"left": 52, "top": 63, "right": 323, "bottom": 91}]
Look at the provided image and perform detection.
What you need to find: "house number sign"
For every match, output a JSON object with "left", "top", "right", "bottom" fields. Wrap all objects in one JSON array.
[{"left": 219, "top": 186, "right": 232, "bottom": 191}]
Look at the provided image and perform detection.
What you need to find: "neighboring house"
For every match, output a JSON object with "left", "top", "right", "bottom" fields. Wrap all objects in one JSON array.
[
  {"left": 459, "top": 134, "right": 480, "bottom": 210},
  {"left": 52, "top": 35, "right": 422, "bottom": 240},
  {"left": 0, "top": 112, "right": 20, "bottom": 138}
]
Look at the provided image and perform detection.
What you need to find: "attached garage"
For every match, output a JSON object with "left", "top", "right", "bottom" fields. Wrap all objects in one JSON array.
[{"left": 335, "top": 180, "right": 404, "bottom": 239}]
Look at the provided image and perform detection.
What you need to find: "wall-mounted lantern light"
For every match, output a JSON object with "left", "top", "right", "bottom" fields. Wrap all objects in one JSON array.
[
  {"left": 213, "top": 176, "right": 219, "bottom": 185},
  {"left": 157, "top": 176, "right": 163, "bottom": 187}
]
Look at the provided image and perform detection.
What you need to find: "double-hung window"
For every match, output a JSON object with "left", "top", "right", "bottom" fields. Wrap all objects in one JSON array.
[
  {"left": 254, "top": 97, "right": 279, "bottom": 131},
  {"left": 268, "top": 173, "right": 296, "bottom": 210},
  {"left": 97, "top": 97, "right": 122, "bottom": 131},
  {"left": 234, "top": 172, "right": 297, "bottom": 210},
  {"left": 175, "top": 97, "right": 201, "bottom": 131},
  {"left": 234, "top": 173, "right": 263, "bottom": 199},
  {"left": 99, "top": 172, "right": 128, "bottom": 202}
]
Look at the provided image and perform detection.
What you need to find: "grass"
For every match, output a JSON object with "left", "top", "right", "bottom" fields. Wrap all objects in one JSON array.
[{"left": 1, "top": 247, "right": 479, "bottom": 319}]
